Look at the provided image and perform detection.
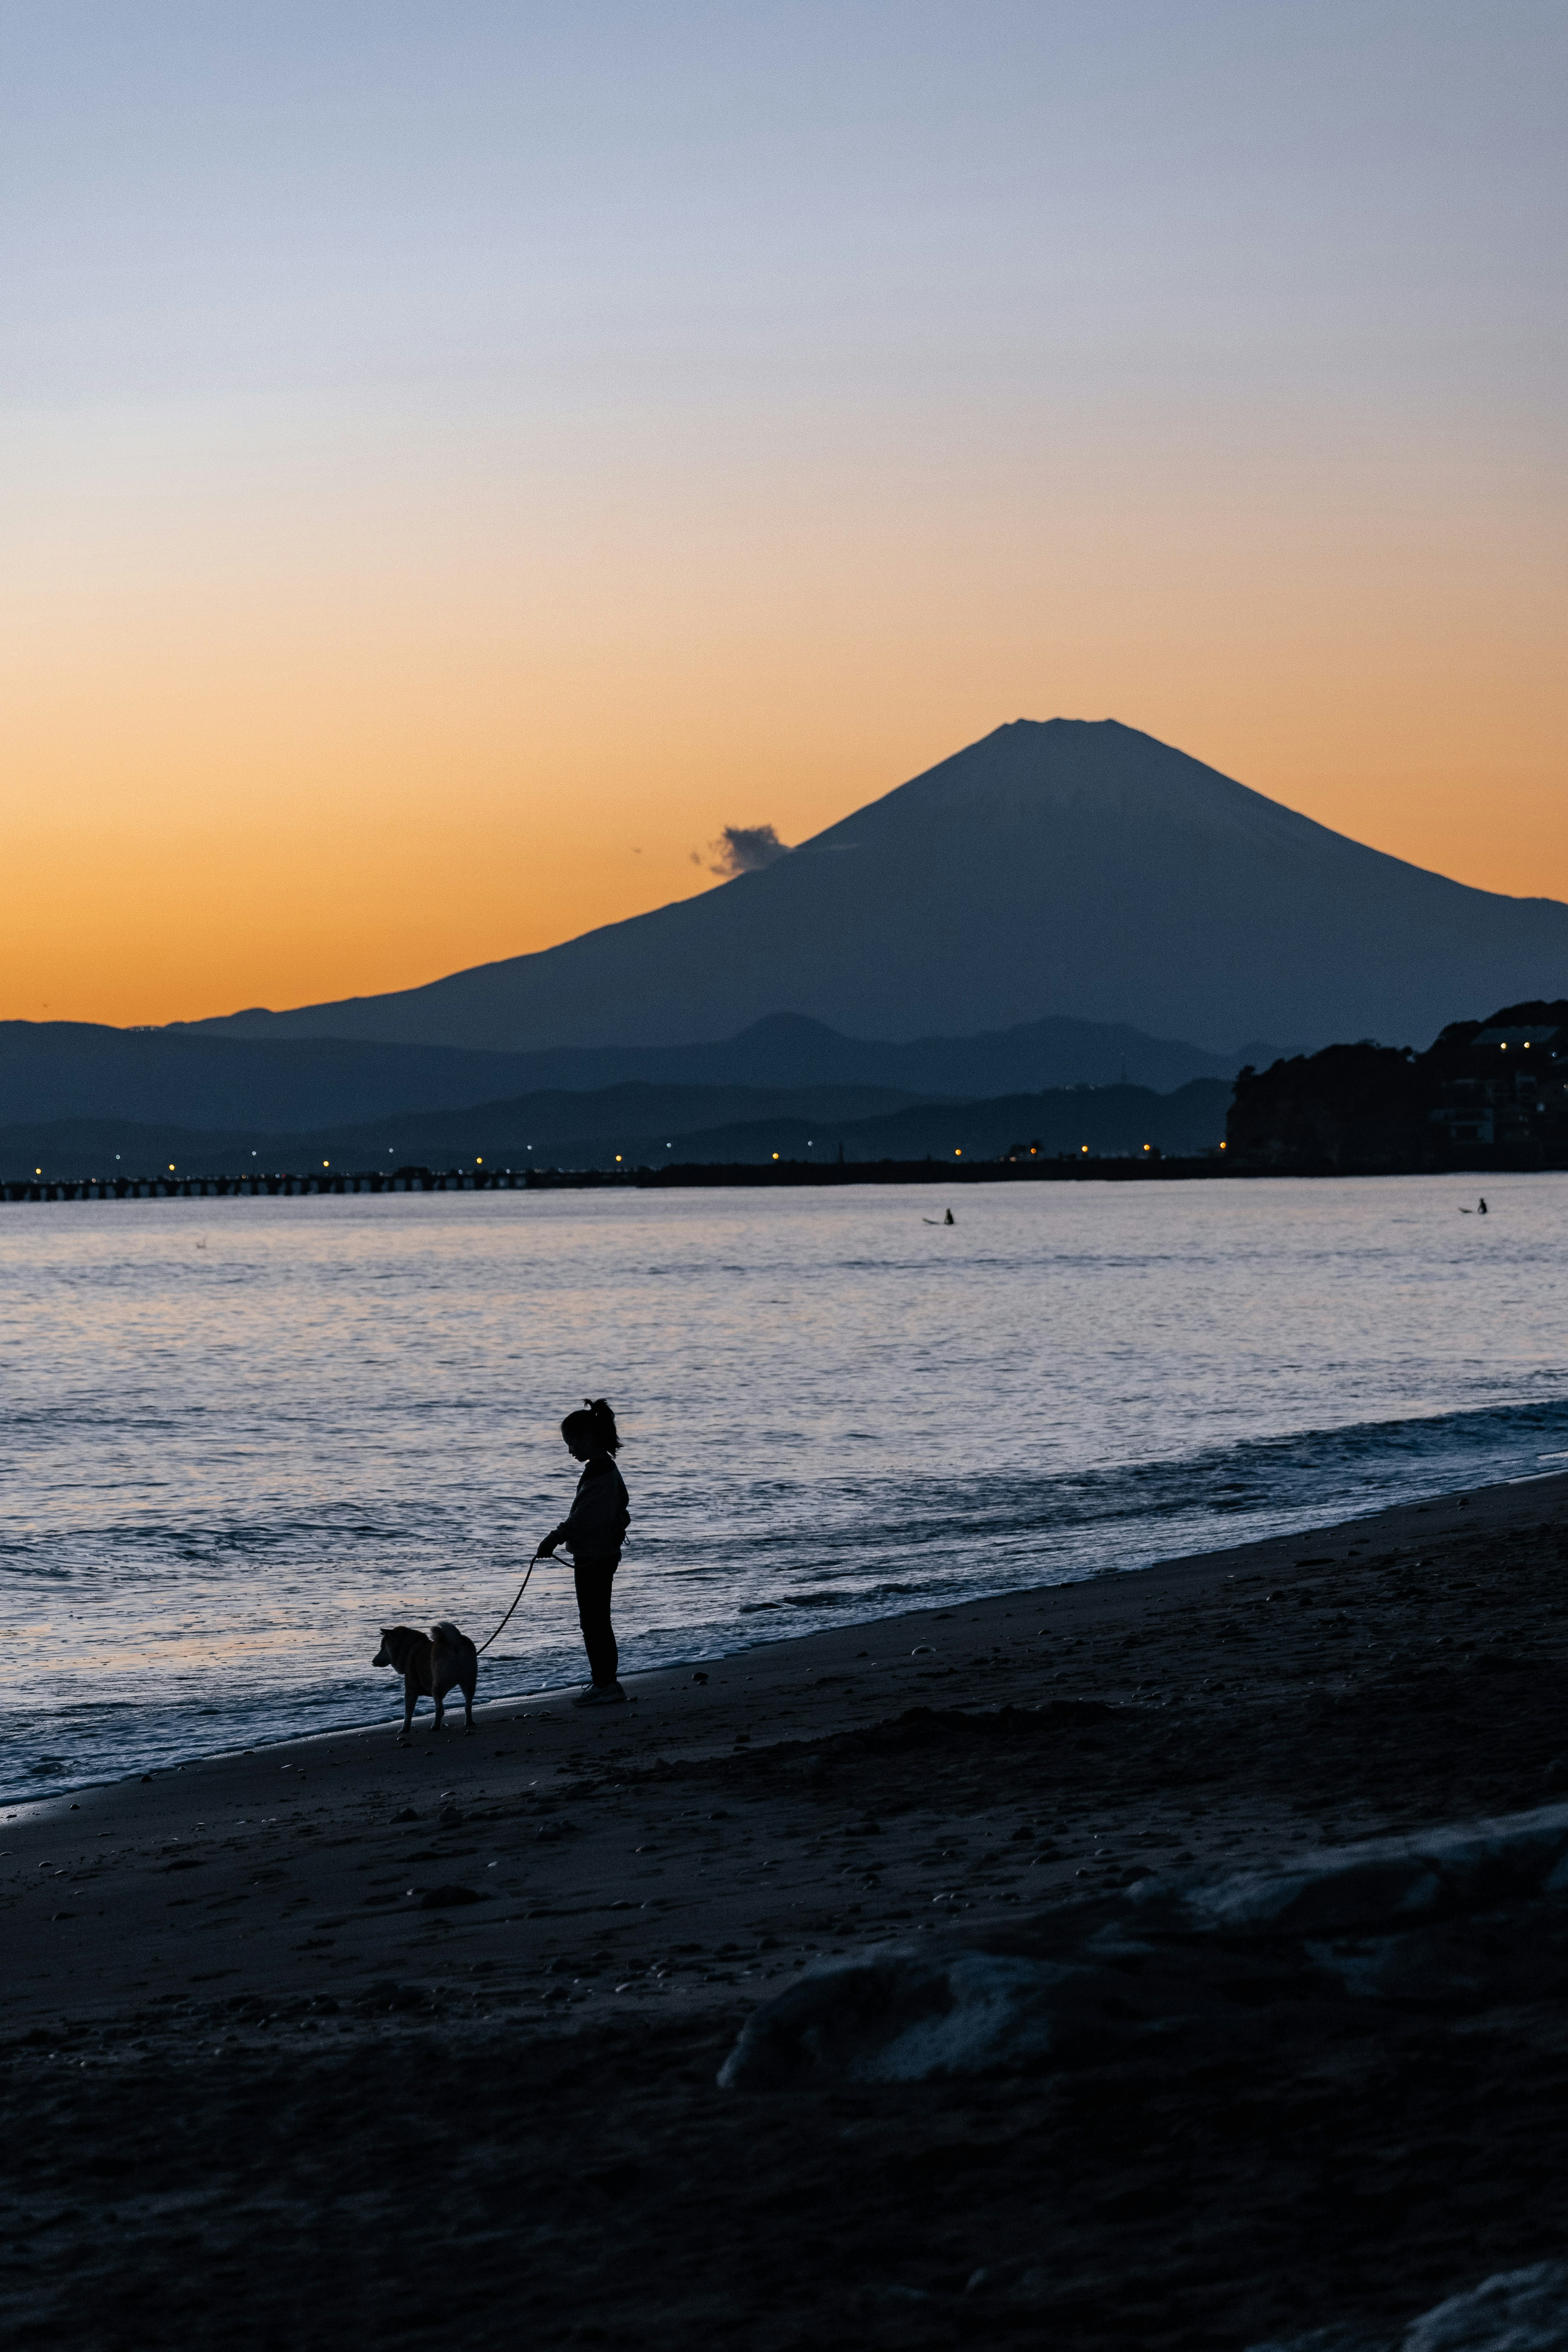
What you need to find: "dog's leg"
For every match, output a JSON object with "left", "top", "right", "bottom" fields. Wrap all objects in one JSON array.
[
  {"left": 402, "top": 1673, "right": 417, "bottom": 1737},
  {"left": 462, "top": 1662, "right": 476, "bottom": 1734},
  {"left": 433, "top": 1686, "right": 445, "bottom": 1733}
]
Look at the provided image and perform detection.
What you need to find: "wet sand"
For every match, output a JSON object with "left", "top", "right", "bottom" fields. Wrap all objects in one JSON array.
[{"left": 6, "top": 1472, "right": 1568, "bottom": 2349}]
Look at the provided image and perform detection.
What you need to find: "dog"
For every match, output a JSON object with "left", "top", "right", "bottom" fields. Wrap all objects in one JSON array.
[{"left": 372, "top": 1621, "right": 478, "bottom": 1736}]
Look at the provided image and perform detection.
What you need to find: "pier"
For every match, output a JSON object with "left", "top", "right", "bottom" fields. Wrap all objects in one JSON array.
[
  {"left": 2, "top": 1156, "right": 1238, "bottom": 1203},
  {"left": 0, "top": 1166, "right": 547, "bottom": 1203}
]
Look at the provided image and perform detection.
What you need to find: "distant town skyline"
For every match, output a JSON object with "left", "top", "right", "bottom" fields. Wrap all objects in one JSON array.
[{"left": 4, "top": 2, "right": 1563, "bottom": 1028}]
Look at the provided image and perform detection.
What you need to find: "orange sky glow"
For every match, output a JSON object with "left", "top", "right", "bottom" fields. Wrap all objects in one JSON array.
[{"left": 4, "top": 6, "right": 1562, "bottom": 1031}]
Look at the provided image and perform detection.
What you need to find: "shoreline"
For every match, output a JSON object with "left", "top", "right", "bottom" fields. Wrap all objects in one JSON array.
[
  {"left": 8, "top": 1463, "right": 1552, "bottom": 1821},
  {"left": 7, "top": 1157, "right": 1229, "bottom": 1200},
  {"left": 9, "top": 1468, "right": 1568, "bottom": 2348},
  {"left": 7, "top": 1464, "right": 1559, "bottom": 1927},
  {"left": 7, "top": 1156, "right": 1554, "bottom": 1200}
]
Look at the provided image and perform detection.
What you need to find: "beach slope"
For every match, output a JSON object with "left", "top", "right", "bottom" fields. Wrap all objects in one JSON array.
[{"left": 5, "top": 1473, "right": 1567, "bottom": 2348}]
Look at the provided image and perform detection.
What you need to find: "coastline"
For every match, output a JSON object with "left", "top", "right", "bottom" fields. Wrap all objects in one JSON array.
[
  {"left": 9, "top": 1155, "right": 1559, "bottom": 1200},
  {"left": 6, "top": 1156, "right": 1229, "bottom": 1200},
  {"left": 6, "top": 1466, "right": 1560, "bottom": 1914},
  {"left": 4, "top": 1462, "right": 1550, "bottom": 1822},
  {"left": 9, "top": 1467, "right": 1568, "bottom": 2348}
]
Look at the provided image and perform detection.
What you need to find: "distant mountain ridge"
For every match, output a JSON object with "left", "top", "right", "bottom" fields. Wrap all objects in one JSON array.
[
  {"left": 540, "top": 1081, "right": 1230, "bottom": 1174},
  {"left": 0, "top": 1076, "right": 1230, "bottom": 1181},
  {"left": 177, "top": 720, "right": 1568, "bottom": 1055},
  {"left": 0, "top": 1008, "right": 1272, "bottom": 1134}
]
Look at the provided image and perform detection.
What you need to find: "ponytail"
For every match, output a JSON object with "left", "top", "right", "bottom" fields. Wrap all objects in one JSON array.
[{"left": 561, "top": 1397, "right": 620, "bottom": 1455}]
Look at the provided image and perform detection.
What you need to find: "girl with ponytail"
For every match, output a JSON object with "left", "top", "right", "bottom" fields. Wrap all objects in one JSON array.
[{"left": 539, "top": 1399, "right": 631, "bottom": 1706}]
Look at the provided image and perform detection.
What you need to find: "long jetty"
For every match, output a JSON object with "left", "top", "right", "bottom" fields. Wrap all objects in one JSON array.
[
  {"left": 3, "top": 1167, "right": 543, "bottom": 1203},
  {"left": 3, "top": 1155, "right": 1238, "bottom": 1203}
]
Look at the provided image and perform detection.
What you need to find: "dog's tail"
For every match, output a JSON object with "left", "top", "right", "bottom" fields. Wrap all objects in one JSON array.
[{"left": 430, "top": 1620, "right": 467, "bottom": 1648}]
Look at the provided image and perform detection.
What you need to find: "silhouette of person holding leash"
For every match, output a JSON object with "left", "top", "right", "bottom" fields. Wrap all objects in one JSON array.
[{"left": 539, "top": 1398, "right": 630, "bottom": 1707}]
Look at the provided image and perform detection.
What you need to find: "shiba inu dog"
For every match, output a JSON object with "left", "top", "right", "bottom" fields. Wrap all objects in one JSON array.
[{"left": 372, "top": 1621, "right": 478, "bottom": 1735}]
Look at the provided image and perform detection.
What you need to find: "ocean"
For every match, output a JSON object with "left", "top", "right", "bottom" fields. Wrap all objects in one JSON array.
[{"left": 4, "top": 1174, "right": 1566, "bottom": 1804}]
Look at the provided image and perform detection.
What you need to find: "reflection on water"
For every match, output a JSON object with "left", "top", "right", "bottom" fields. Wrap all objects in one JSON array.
[{"left": 2, "top": 1175, "right": 1566, "bottom": 1798}]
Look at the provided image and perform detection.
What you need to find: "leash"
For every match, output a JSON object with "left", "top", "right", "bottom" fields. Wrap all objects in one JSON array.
[{"left": 474, "top": 1547, "right": 546, "bottom": 1655}]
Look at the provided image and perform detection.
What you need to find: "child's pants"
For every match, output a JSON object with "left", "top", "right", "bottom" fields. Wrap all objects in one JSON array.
[{"left": 572, "top": 1556, "right": 620, "bottom": 1686}]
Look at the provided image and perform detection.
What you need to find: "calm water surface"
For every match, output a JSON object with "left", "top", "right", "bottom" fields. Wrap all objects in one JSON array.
[{"left": 3, "top": 1176, "right": 1565, "bottom": 1801}]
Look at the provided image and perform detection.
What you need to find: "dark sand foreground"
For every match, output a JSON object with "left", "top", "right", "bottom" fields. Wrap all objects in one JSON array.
[{"left": 5, "top": 1474, "right": 1568, "bottom": 2349}]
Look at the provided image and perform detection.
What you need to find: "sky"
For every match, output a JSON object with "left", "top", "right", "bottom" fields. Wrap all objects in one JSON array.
[{"left": 3, "top": 1, "right": 1564, "bottom": 1027}]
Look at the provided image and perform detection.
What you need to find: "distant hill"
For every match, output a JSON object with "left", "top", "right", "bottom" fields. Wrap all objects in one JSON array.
[
  {"left": 0, "top": 1008, "right": 1270, "bottom": 1132},
  {"left": 1226, "top": 999, "right": 1568, "bottom": 1171},
  {"left": 178, "top": 719, "right": 1568, "bottom": 1055},
  {"left": 0, "top": 1076, "right": 1231, "bottom": 1181},
  {"left": 542, "top": 1081, "right": 1232, "bottom": 1173},
  {"left": 0, "top": 1024, "right": 542, "bottom": 1134}
]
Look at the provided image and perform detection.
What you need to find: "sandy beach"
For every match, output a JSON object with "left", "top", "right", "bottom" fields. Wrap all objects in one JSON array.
[{"left": 6, "top": 1470, "right": 1568, "bottom": 2349}]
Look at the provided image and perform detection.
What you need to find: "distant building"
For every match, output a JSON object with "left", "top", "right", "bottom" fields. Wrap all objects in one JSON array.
[
  {"left": 1430, "top": 1019, "right": 1568, "bottom": 1156},
  {"left": 1227, "top": 1002, "right": 1568, "bottom": 1172}
]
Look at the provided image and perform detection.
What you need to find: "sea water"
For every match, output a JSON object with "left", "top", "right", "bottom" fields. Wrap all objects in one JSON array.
[{"left": 3, "top": 1174, "right": 1566, "bottom": 1802}]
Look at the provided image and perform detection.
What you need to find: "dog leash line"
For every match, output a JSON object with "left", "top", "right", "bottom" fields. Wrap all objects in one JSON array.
[{"left": 474, "top": 1548, "right": 546, "bottom": 1656}]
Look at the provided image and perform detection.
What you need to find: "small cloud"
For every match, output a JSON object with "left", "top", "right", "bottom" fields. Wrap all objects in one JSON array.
[{"left": 703, "top": 822, "right": 789, "bottom": 878}]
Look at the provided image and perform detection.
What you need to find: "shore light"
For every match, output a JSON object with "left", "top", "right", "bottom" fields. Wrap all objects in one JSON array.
[{"left": 773, "top": 1152, "right": 780, "bottom": 1160}]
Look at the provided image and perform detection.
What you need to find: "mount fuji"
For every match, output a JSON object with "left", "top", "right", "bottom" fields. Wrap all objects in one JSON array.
[{"left": 183, "top": 720, "right": 1568, "bottom": 1056}]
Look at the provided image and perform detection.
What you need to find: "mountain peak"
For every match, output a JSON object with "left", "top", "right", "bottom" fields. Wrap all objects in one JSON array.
[{"left": 794, "top": 719, "right": 1334, "bottom": 877}]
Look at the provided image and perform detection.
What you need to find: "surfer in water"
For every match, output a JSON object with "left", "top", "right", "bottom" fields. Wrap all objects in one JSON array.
[{"left": 539, "top": 1398, "right": 631, "bottom": 1707}]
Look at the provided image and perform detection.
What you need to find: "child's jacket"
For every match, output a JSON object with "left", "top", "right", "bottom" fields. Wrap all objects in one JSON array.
[{"left": 552, "top": 1454, "right": 630, "bottom": 1561}]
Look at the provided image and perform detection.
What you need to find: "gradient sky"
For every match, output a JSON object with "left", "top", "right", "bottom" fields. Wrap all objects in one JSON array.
[{"left": 4, "top": 2, "right": 1564, "bottom": 1027}]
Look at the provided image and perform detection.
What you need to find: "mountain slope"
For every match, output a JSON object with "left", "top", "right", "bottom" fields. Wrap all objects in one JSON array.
[{"left": 182, "top": 720, "right": 1568, "bottom": 1054}]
